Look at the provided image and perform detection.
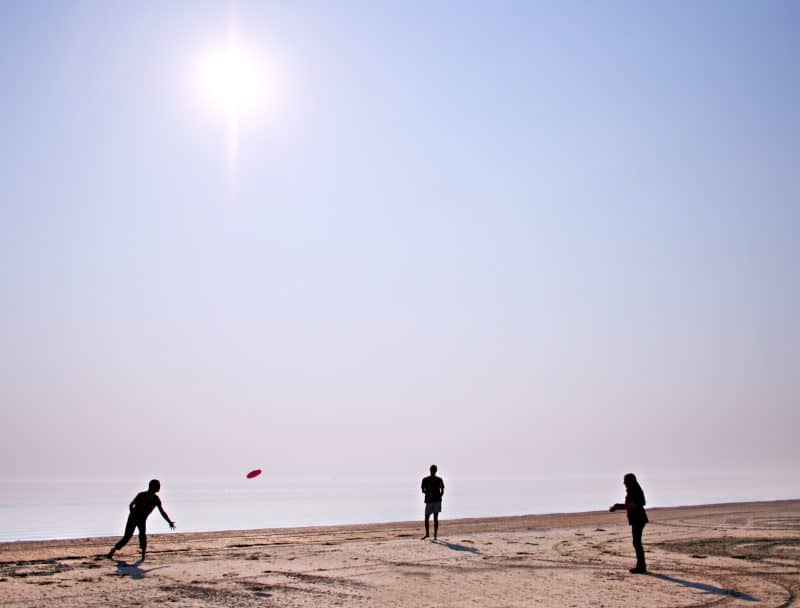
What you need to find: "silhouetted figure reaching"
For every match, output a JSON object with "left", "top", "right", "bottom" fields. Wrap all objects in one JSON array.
[
  {"left": 107, "top": 479, "right": 175, "bottom": 562},
  {"left": 421, "top": 465, "right": 445, "bottom": 540},
  {"left": 609, "top": 473, "right": 648, "bottom": 574}
]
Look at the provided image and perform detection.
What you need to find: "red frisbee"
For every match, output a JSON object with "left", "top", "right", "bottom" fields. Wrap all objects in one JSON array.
[{"left": 246, "top": 469, "right": 262, "bottom": 479}]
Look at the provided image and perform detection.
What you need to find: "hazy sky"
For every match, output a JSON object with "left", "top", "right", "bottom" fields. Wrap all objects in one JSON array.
[{"left": 1, "top": 2, "right": 798, "bottom": 483}]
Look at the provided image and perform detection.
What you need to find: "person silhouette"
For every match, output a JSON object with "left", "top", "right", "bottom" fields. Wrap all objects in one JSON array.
[
  {"left": 609, "top": 473, "right": 648, "bottom": 573},
  {"left": 421, "top": 464, "right": 445, "bottom": 540},
  {"left": 107, "top": 479, "right": 175, "bottom": 562}
]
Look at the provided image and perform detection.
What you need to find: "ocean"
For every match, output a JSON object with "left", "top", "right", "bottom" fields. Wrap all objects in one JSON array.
[{"left": 1, "top": 470, "right": 797, "bottom": 542}]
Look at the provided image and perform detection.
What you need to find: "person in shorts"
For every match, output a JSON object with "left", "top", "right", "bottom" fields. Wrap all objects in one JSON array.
[{"left": 421, "top": 464, "right": 445, "bottom": 540}]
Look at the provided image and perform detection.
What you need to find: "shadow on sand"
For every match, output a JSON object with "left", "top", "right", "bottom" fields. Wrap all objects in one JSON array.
[
  {"left": 650, "top": 573, "right": 758, "bottom": 602},
  {"left": 432, "top": 540, "right": 480, "bottom": 554},
  {"left": 115, "top": 560, "right": 168, "bottom": 580}
]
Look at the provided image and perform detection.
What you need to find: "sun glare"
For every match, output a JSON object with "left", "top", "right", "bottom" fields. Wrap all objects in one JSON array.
[
  {"left": 194, "top": 36, "right": 273, "bottom": 174},
  {"left": 196, "top": 40, "right": 268, "bottom": 121}
]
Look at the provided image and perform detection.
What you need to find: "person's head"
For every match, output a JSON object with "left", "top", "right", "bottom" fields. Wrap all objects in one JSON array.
[
  {"left": 623, "top": 473, "right": 637, "bottom": 488},
  {"left": 430, "top": 464, "right": 437, "bottom": 475},
  {"left": 148, "top": 479, "right": 161, "bottom": 493}
]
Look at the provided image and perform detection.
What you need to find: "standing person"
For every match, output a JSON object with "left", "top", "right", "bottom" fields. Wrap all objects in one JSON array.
[
  {"left": 421, "top": 464, "right": 445, "bottom": 540},
  {"left": 609, "top": 473, "right": 648, "bottom": 573},
  {"left": 108, "top": 479, "right": 176, "bottom": 562}
]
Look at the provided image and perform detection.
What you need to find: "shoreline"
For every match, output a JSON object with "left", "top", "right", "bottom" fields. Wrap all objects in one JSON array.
[
  {"left": 3, "top": 499, "right": 798, "bottom": 607},
  {"left": 2, "top": 497, "right": 796, "bottom": 550}
]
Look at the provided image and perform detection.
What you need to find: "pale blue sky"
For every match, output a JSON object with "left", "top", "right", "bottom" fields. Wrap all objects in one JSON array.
[{"left": 1, "top": 2, "right": 798, "bottom": 483}]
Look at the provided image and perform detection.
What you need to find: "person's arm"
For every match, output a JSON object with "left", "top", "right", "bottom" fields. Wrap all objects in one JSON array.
[
  {"left": 440, "top": 479, "right": 445, "bottom": 499},
  {"left": 421, "top": 479, "right": 426, "bottom": 494},
  {"left": 158, "top": 503, "right": 176, "bottom": 529},
  {"left": 129, "top": 494, "right": 138, "bottom": 512},
  {"left": 610, "top": 498, "right": 643, "bottom": 512}
]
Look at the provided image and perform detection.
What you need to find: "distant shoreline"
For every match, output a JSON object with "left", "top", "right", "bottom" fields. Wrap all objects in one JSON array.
[{"left": 3, "top": 497, "right": 797, "bottom": 550}]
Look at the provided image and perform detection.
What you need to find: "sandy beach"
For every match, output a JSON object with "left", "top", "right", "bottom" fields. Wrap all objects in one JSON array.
[{"left": 1, "top": 500, "right": 798, "bottom": 607}]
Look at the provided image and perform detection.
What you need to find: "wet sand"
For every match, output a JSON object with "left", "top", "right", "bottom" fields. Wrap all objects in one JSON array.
[{"left": 1, "top": 499, "right": 798, "bottom": 607}]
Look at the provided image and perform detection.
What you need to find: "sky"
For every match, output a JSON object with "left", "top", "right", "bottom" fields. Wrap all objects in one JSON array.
[{"left": 1, "top": 1, "right": 798, "bottom": 485}]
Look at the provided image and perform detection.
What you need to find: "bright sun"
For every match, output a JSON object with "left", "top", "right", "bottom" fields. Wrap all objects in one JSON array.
[
  {"left": 194, "top": 36, "right": 271, "bottom": 172},
  {"left": 195, "top": 39, "right": 268, "bottom": 122}
]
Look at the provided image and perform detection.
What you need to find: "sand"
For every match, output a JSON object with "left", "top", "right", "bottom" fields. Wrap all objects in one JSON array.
[{"left": 1, "top": 500, "right": 798, "bottom": 607}]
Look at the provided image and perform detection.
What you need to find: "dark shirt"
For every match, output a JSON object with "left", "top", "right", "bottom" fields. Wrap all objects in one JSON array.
[
  {"left": 421, "top": 475, "right": 444, "bottom": 503},
  {"left": 130, "top": 491, "right": 162, "bottom": 521},
  {"left": 625, "top": 485, "right": 648, "bottom": 526}
]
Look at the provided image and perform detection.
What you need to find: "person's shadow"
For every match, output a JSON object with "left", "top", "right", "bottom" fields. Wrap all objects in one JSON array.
[
  {"left": 650, "top": 573, "right": 758, "bottom": 602},
  {"left": 115, "top": 560, "right": 168, "bottom": 580},
  {"left": 432, "top": 540, "right": 480, "bottom": 554}
]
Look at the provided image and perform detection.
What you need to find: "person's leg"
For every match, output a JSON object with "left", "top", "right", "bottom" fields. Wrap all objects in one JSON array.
[
  {"left": 423, "top": 512, "right": 430, "bottom": 539},
  {"left": 433, "top": 512, "right": 439, "bottom": 539},
  {"left": 631, "top": 523, "right": 646, "bottom": 572},
  {"left": 108, "top": 516, "right": 137, "bottom": 558},
  {"left": 137, "top": 520, "right": 147, "bottom": 562}
]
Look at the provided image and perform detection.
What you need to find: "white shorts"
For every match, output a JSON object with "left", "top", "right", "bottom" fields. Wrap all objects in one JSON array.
[{"left": 425, "top": 502, "right": 442, "bottom": 516}]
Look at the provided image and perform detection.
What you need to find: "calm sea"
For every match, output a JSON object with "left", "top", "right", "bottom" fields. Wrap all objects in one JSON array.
[{"left": 1, "top": 471, "right": 797, "bottom": 542}]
